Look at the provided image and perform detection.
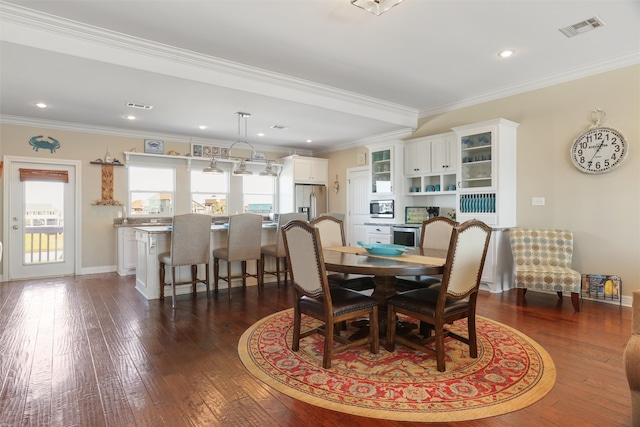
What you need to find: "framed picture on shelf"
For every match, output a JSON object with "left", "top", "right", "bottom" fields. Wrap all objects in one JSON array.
[
  {"left": 581, "top": 274, "right": 621, "bottom": 300},
  {"left": 192, "top": 143, "right": 226, "bottom": 158},
  {"left": 144, "top": 139, "right": 164, "bottom": 154}
]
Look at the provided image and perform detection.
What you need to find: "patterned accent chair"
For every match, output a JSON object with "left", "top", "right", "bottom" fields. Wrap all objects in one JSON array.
[{"left": 509, "top": 228, "right": 581, "bottom": 312}]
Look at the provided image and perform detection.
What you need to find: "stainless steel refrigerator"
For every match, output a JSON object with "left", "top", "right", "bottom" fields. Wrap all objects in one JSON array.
[{"left": 294, "top": 184, "right": 328, "bottom": 221}]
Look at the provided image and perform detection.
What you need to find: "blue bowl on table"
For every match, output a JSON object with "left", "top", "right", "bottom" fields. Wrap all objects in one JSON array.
[{"left": 357, "top": 241, "right": 409, "bottom": 257}]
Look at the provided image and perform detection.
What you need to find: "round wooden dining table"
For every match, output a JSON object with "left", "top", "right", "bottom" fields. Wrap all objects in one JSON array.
[{"left": 322, "top": 247, "right": 447, "bottom": 334}]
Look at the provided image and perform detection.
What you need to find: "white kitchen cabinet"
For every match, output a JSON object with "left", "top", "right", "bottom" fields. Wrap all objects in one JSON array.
[
  {"left": 453, "top": 118, "right": 518, "bottom": 228},
  {"left": 404, "top": 132, "right": 457, "bottom": 196},
  {"left": 366, "top": 225, "right": 392, "bottom": 244},
  {"left": 367, "top": 141, "right": 404, "bottom": 199},
  {"left": 288, "top": 156, "right": 328, "bottom": 185},
  {"left": 404, "top": 140, "right": 430, "bottom": 176},
  {"left": 116, "top": 227, "right": 137, "bottom": 276},
  {"left": 430, "top": 132, "right": 457, "bottom": 174}
]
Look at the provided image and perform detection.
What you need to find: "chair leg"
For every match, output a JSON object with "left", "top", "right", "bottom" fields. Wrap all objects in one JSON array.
[
  {"left": 275, "top": 256, "right": 282, "bottom": 287},
  {"left": 385, "top": 305, "right": 396, "bottom": 352},
  {"left": 435, "top": 321, "right": 446, "bottom": 372},
  {"left": 260, "top": 254, "right": 267, "bottom": 287},
  {"left": 468, "top": 314, "right": 478, "bottom": 359},
  {"left": 159, "top": 262, "right": 166, "bottom": 300},
  {"left": 171, "top": 266, "right": 177, "bottom": 309},
  {"left": 292, "top": 304, "right": 301, "bottom": 351},
  {"left": 571, "top": 292, "right": 580, "bottom": 312},
  {"left": 227, "top": 261, "right": 233, "bottom": 300},
  {"left": 370, "top": 306, "right": 379, "bottom": 354},
  {"left": 191, "top": 265, "right": 197, "bottom": 295},
  {"left": 323, "top": 317, "right": 335, "bottom": 369},
  {"left": 283, "top": 257, "right": 290, "bottom": 285},
  {"left": 205, "top": 262, "right": 210, "bottom": 298},
  {"left": 214, "top": 258, "right": 219, "bottom": 294},
  {"left": 516, "top": 288, "right": 525, "bottom": 305},
  {"left": 257, "top": 258, "right": 263, "bottom": 287},
  {"left": 241, "top": 261, "right": 247, "bottom": 288}
]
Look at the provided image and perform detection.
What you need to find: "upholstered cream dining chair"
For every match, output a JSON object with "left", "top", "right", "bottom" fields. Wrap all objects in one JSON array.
[
  {"left": 509, "top": 228, "right": 581, "bottom": 312},
  {"left": 282, "top": 219, "right": 379, "bottom": 369},
  {"left": 395, "top": 216, "right": 458, "bottom": 292},
  {"left": 260, "top": 212, "right": 307, "bottom": 287},
  {"left": 386, "top": 220, "right": 492, "bottom": 372},
  {"left": 310, "top": 216, "right": 375, "bottom": 292},
  {"left": 159, "top": 213, "right": 212, "bottom": 308},
  {"left": 213, "top": 213, "right": 263, "bottom": 300}
]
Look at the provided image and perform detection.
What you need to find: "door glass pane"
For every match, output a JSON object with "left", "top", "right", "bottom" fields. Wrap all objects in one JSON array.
[{"left": 24, "top": 181, "right": 64, "bottom": 264}]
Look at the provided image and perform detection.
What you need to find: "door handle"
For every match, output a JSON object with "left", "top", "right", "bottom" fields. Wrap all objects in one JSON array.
[{"left": 12, "top": 225, "right": 19, "bottom": 230}]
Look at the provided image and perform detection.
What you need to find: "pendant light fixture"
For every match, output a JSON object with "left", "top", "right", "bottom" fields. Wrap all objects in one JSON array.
[
  {"left": 259, "top": 161, "right": 278, "bottom": 177},
  {"left": 231, "top": 112, "right": 254, "bottom": 176},
  {"left": 202, "top": 156, "right": 223, "bottom": 175},
  {"left": 351, "top": 0, "right": 404, "bottom": 15}
]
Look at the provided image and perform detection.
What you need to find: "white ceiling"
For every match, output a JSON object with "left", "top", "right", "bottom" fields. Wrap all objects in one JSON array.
[{"left": 1, "top": 0, "right": 638, "bottom": 154}]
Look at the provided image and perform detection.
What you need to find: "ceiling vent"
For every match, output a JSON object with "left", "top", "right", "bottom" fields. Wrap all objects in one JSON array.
[
  {"left": 559, "top": 16, "right": 605, "bottom": 38},
  {"left": 126, "top": 102, "right": 154, "bottom": 110},
  {"left": 270, "top": 125, "right": 290, "bottom": 130}
]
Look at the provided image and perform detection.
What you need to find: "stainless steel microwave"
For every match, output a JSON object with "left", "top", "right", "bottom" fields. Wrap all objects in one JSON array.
[{"left": 370, "top": 200, "right": 394, "bottom": 218}]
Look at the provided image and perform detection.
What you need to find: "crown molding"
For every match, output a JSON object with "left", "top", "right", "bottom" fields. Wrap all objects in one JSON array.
[
  {"left": 0, "top": 2, "right": 418, "bottom": 128},
  {"left": 419, "top": 53, "right": 640, "bottom": 118},
  {"left": 0, "top": 115, "right": 310, "bottom": 156}
]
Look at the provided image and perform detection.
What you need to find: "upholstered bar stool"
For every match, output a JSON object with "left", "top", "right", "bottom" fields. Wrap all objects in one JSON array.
[
  {"left": 261, "top": 212, "right": 307, "bottom": 287},
  {"left": 213, "top": 213, "right": 263, "bottom": 300},
  {"left": 310, "top": 216, "right": 375, "bottom": 293},
  {"left": 158, "top": 213, "right": 212, "bottom": 309}
]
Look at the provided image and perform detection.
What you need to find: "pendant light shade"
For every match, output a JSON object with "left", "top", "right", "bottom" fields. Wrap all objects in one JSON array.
[
  {"left": 351, "top": 0, "right": 404, "bottom": 15},
  {"left": 259, "top": 162, "right": 278, "bottom": 177},
  {"left": 232, "top": 159, "right": 252, "bottom": 176},
  {"left": 203, "top": 157, "right": 223, "bottom": 175}
]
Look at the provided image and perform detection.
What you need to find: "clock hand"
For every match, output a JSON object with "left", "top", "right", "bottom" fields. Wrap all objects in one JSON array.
[{"left": 588, "top": 137, "right": 606, "bottom": 163}]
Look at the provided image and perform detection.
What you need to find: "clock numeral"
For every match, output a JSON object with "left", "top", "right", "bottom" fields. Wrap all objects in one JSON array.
[{"left": 604, "top": 159, "right": 610, "bottom": 168}]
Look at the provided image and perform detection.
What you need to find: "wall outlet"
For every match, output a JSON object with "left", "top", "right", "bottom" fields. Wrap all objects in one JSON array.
[
  {"left": 532, "top": 197, "right": 545, "bottom": 206},
  {"left": 117, "top": 212, "right": 122, "bottom": 218}
]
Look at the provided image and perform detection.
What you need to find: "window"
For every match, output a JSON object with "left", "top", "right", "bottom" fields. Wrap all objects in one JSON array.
[
  {"left": 243, "top": 175, "right": 275, "bottom": 215},
  {"left": 128, "top": 166, "right": 175, "bottom": 216},
  {"left": 191, "top": 170, "right": 229, "bottom": 215}
]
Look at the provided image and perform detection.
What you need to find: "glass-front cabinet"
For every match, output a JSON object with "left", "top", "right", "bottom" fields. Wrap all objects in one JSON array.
[
  {"left": 368, "top": 144, "right": 397, "bottom": 197},
  {"left": 452, "top": 118, "right": 518, "bottom": 228}
]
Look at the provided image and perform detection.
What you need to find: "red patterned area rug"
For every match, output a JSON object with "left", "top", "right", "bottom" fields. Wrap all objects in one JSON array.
[{"left": 238, "top": 309, "right": 556, "bottom": 422}]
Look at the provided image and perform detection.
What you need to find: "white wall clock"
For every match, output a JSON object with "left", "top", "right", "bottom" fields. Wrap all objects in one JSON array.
[{"left": 570, "top": 109, "right": 628, "bottom": 174}]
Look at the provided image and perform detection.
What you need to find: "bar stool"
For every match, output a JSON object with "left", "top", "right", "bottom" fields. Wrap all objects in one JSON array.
[
  {"left": 159, "top": 214, "right": 212, "bottom": 308},
  {"left": 261, "top": 212, "right": 307, "bottom": 287},
  {"left": 213, "top": 213, "right": 263, "bottom": 300}
]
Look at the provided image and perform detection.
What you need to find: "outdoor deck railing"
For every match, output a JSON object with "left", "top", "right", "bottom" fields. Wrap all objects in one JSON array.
[{"left": 24, "top": 226, "right": 64, "bottom": 262}]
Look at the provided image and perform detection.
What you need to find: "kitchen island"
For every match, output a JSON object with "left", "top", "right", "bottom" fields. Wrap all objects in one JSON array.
[{"left": 133, "top": 224, "right": 277, "bottom": 300}]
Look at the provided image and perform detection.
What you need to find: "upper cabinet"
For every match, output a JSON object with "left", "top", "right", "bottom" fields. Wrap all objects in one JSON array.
[
  {"left": 404, "top": 140, "right": 431, "bottom": 176},
  {"left": 452, "top": 118, "right": 519, "bottom": 227},
  {"left": 403, "top": 132, "right": 457, "bottom": 196},
  {"left": 430, "top": 132, "right": 457, "bottom": 174},
  {"left": 282, "top": 155, "right": 328, "bottom": 185},
  {"left": 368, "top": 141, "right": 403, "bottom": 198}
]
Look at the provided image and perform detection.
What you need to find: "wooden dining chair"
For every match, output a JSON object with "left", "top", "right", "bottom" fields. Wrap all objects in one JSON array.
[
  {"left": 282, "top": 220, "right": 379, "bottom": 369},
  {"left": 260, "top": 212, "right": 307, "bottom": 287},
  {"left": 213, "top": 213, "right": 263, "bottom": 300},
  {"left": 395, "top": 216, "right": 458, "bottom": 292},
  {"left": 310, "top": 216, "right": 376, "bottom": 292},
  {"left": 386, "top": 220, "right": 491, "bottom": 372},
  {"left": 158, "top": 213, "right": 212, "bottom": 309}
]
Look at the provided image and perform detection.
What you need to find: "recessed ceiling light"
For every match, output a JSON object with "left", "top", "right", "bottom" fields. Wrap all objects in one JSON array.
[
  {"left": 257, "top": 133, "right": 264, "bottom": 137},
  {"left": 35, "top": 102, "right": 48, "bottom": 108},
  {"left": 125, "top": 115, "right": 136, "bottom": 120},
  {"left": 306, "top": 139, "right": 312, "bottom": 143},
  {"left": 199, "top": 125, "right": 207, "bottom": 130},
  {"left": 498, "top": 50, "right": 515, "bottom": 58}
]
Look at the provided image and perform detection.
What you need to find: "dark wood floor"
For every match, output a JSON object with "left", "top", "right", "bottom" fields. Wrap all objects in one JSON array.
[{"left": 0, "top": 273, "right": 632, "bottom": 426}]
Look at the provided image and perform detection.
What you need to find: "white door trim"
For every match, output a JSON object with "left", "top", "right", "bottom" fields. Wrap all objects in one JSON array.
[{"left": 2, "top": 155, "right": 82, "bottom": 281}]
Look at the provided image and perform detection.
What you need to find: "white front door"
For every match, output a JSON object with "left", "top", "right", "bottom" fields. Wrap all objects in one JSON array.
[
  {"left": 346, "top": 167, "right": 370, "bottom": 246},
  {"left": 5, "top": 158, "right": 79, "bottom": 280}
]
